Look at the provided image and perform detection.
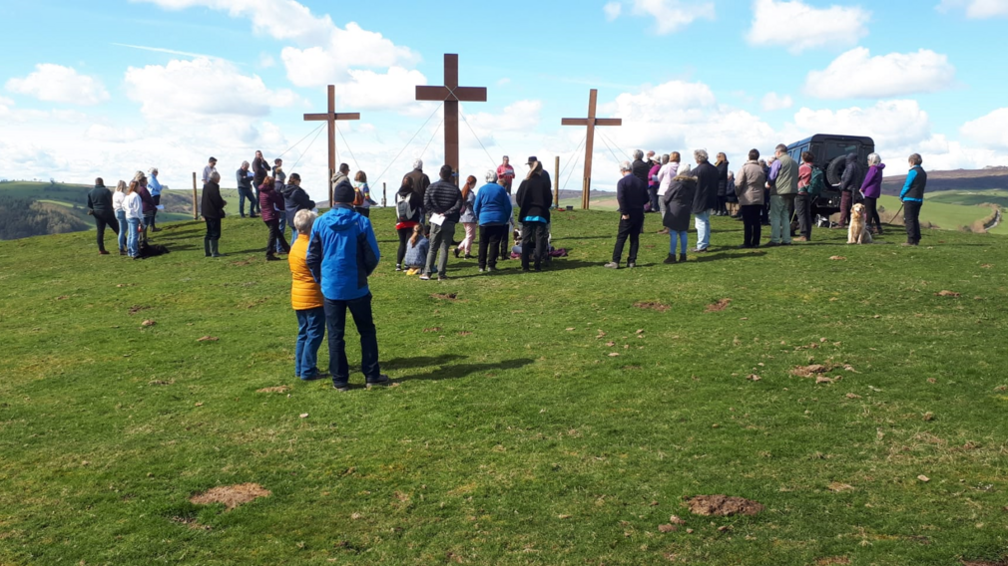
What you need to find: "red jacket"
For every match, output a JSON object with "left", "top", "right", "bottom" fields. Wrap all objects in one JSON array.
[{"left": 259, "top": 182, "right": 285, "bottom": 222}]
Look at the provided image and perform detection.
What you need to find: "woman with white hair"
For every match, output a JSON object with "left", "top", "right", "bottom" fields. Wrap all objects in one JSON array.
[
  {"left": 455, "top": 175, "right": 478, "bottom": 259},
  {"left": 661, "top": 162, "right": 697, "bottom": 264},
  {"left": 473, "top": 169, "right": 513, "bottom": 273},
  {"left": 859, "top": 152, "right": 885, "bottom": 234}
]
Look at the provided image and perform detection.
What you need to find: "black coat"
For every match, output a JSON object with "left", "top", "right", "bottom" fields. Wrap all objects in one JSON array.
[
  {"left": 515, "top": 173, "right": 552, "bottom": 222},
  {"left": 616, "top": 173, "right": 648, "bottom": 215},
  {"left": 201, "top": 182, "right": 226, "bottom": 219},
  {"left": 631, "top": 159, "right": 650, "bottom": 188},
  {"left": 692, "top": 161, "right": 719, "bottom": 214},
  {"left": 424, "top": 180, "right": 463, "bottom": 222},
  {"left": 87, "top": 185, "right": 114, "bottom": 219},
  {"left": 839, "top": 153, "right": 862, "bottom": 192},
  {"left": 662, "top": 176, "right": 697, "bottom": 232},
  {"left": 281, "top": 183, "right": 316, "bottom": 224},
  {"left": 716, "top": 161, "right": 729, "bottom": 196}
]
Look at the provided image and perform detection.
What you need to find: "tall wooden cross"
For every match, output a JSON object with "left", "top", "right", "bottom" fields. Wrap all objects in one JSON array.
[
  {"left": 304, "top": 84, "right": 360, "bottom": 207},
  {"left": 415, "top": 53, "right": 487, "bottom": 174},
  {"left": 561, "top": 89, "right": 622, "bottom": 210}
]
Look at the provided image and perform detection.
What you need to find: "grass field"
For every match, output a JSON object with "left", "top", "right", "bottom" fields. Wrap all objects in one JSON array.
[{"left": 1, "top": 208, "right": 1007, "bottom": 565}]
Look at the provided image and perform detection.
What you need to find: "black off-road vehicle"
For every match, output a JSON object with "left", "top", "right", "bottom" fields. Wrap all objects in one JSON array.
[{"left": 785, "top": 134, "right": 874, "bottom": 218}]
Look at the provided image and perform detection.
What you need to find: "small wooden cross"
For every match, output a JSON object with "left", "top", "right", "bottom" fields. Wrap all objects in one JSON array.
[
  {"left": 415, "top": 53, "right": 487, "bottom": 174},
  {"left": 304, "top": 85, "right": 360, "bottom": 207},
  {"left": 561, "top": 89, "right": 622, "bottom": 210}
]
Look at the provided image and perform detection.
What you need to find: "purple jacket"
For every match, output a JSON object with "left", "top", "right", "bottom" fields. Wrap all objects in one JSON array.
[
  {"left": 648, "top": 163, "right": 662, "bottom": 189},
  {"left": 259, "top": 182, "right": 285, "bottom": 223},
  {"left": 860, "top": 163, "right": 885, "bottom": 199},
  {"left": 136, "top": 183, "right": 155, "bottom": 214}
]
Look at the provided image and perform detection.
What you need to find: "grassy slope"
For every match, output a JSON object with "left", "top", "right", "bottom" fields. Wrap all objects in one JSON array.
[{"left": 1, "top": 210, "right": 1007, "bottom": 565}]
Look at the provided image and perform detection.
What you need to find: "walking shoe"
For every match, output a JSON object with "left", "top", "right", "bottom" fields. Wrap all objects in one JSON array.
[
  {"left": 395, "top": 264, "right": 402, "bottom": 272},
  {"left": 795, "top": 236, "right": 809, "bottom": 242},
  {"left": 151, "top": 227, "right": 162, "bottom": 232},
  {"left": 604, "top": 262, "right": 619, "bottom": 269},
  {"left": 664, "top": 254, "right": 677, "bottom": 264},
  {"left": 487, "top": 266, "right": 498, "bottom": 272},
  {"left": 453, "top": 247, "right": 460, "bottom": 258},
  {"left": 764, "top": 242, "right": 780, "bottom": 247},
  {"left": 465, "top": 253, "right": 474, "bottom": 259},
  {"left": 120, "top": 249, "right": 127, "bottom": 256},
  {"left": 691, "top": 247, "right": 709, "bottom": 253},
  {"left": 300, "top": 371, "right": 329, "bottom": 382},
  {"left": 419, "top": 273, "right": 431, "bottom": 281},
  {"left": 266, "top": 255, "right": 281, "bottom": 261},
  {"left": 901, "top": 242, "right": 917, "bottom": 247},
  {"left": 437, "top": 275, "right": 449, "bottom": 281},
  {"left": 366, "top": 374, "right": 391, "bottom": 388},
  {"left": 627, "top": 262, "right": 636, "bottom": 269},
  {"left": 657, "top": 228, "right": 669, "bottom": 235},
  {"left": 679, "top": 254, "right": 687, "bottom": 263},
  {"left": 249, "top": 214, "right": 258, "bottom": 219},
  {"left": 333, "top": 382, "right": 350, "bottom": 392},
  {"left": 478, "top": 268, "right": 485, "bottom": 273},
  {"left": 99, "top": 250, "right": 109, "bottom": 255}
]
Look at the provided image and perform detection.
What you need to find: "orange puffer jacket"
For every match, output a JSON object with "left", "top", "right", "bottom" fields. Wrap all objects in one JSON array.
[{"left": 289, "top": 234, "right": 324, "bottom": 310}]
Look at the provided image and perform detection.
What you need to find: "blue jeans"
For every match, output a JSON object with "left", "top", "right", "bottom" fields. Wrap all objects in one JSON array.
[
  {"left": 276, "top": 214, "right": 287, "bottom": 252},
  {"left": 295, "top": 307, "right": 326, "bottom": 379},
  {"left": 127, "top": 218, "right": 141, "bottom": 257},
  {"left": 116, "top": 210, "right": 127, "bottom": 251},
  {"left": 694, "top": 210, "right": 711, "bottom": 250},
  {"left": 669, "top": 231, "right": 688, "bottom": 255},
  {"left": 324, "top": 294, "right": 381, "bottom": 385},
  {"left": 238, "top": 187, "right": 256, "bottom": 216}
]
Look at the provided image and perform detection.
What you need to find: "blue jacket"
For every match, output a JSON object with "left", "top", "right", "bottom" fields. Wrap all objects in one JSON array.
[
  {"left": 306, "top": 205, "right": 380, "bottom": 301},
  {"left": 403, "top": 235, "right": 429, "bottom": 267},
  {"left": 473, "top": 183, "right": 513, "bottom": 226},
  {"left": 900, "top": 166, "right": 927, "bottom": 203},
  {"left": 148, "top": 175, "right": 163, "bottom": 197}
]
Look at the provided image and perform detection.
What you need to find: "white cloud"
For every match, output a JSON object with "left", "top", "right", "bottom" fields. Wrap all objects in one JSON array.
[
  {"left": 938, "top": 0, "right": 1008, "bottom": 18},
  {"left": 259, "top": 53, "right": 276, "bottom": 68},
  {"left": 604, "top": 1, "right": 622, "bottom": 20},
  {"left": 605, "top": 0, "right": 714, "bottom": 34},
  {"left": 961, "top": 108, "right": 1008, "bottom": 150},
  {"left": 804, "top": 48, "right": 955, "bottom": 99},
  {"left": 123, "top": 57, "right": 299, "bottom": 119},
  {"left": 761, "top": 92, "right": 793, "bottom": 111},
  {"left": 133, "top": 0, "right": 335, "bottom": 45},
  {"left": 5, "top": 64, "right": 110, "bottom": 106},
  {"left": 336, "top": 67, "right": 428, "bottom": 111},
  {"left": 790, "top": 100, "right": 935, "bottom": 151},
  {"left": 747, "top": 0, "right": 870, "bottom": 53}
]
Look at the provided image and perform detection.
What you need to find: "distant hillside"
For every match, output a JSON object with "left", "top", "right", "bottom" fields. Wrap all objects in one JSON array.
[{"left": 882, "top": 166, "right": 1008, "bottom": 195}]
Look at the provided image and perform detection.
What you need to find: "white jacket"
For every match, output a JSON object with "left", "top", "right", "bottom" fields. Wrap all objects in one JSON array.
[
  {"left": 112, "top": 191, "right": 126, "bottom": 213},
  {"left": 657, "top": 162, "right": 679, "bottom": 196},
  {"left": 124, "top": 192, "right": 143, "bottom": 220}
]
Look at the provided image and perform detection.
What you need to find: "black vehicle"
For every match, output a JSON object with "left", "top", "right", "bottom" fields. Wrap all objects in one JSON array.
[{"left": 786, "top": 134, "right": 874, "bottom": 218}]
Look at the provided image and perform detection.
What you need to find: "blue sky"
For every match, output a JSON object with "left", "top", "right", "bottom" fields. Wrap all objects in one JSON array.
[{"left": 2, "top": 0, "right": 1007, "bottom": 200}]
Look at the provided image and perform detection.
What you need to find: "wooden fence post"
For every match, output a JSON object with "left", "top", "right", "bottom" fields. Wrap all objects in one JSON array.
[
  {"left": 554, "top": 156, "right": 560, "bottom": 208},
  {"left": 382, "top": 182, "right": 387, "bottom": 207},
  {"left": 192, "top": 172, "right": 198, "bottom": 220}
]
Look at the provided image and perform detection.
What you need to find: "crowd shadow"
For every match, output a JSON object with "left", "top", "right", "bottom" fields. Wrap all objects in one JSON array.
[{"left": 381, "top": 354, "right": 534, "bottom": 383}]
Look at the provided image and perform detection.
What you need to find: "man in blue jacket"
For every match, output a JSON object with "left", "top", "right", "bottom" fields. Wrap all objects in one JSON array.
[
  {"left": 306, "top": 182, "right": 389, "bottom": 391},
  {"left": 472, "top": 170, "right": 512, "bottom": 273},
  {"left": 900, "top": 153, "right": 928, "bottom": 247}
]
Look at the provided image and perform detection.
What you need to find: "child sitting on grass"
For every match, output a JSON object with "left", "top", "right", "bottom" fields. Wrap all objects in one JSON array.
[
  {"left": 289, "top": 209, "right": 327, "bottom": 380},
  {"left": 403, "top": 225, "right": 429, "bottom": 275}
]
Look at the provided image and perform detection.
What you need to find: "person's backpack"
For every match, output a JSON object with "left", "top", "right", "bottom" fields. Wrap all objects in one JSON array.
[
  {"left": 808, "top": 167, "right": 825, "bottom": 197},
  {"left": 352, "top": 185, "right": 365, "bottom": 207},
  {"left": 396, "top": 194, "right": 414, "bottom": 222}
]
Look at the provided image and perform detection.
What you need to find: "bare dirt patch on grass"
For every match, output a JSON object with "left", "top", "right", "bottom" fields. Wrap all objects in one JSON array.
[
  {"left": 431, "top": 293, "right": 458, "bottom": 301},
  {"left": 705, "top": 298, "right": 732, "bottom": 312},
  {"left": 634, "top": 301, "right": 670, "bottom": 313},
  {"left": 685, "top": 495, "right": 764, "bottom": 517},
  {"left": 256, "top": 386, "right": 290, "bottom": 394},
  {"left": 190, "top": 483, "right": 271, "bottom": 510}
]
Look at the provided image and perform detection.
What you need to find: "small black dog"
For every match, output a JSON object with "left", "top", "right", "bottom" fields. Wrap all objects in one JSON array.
[{"left": 138, "top": 241, "right": 170, "bottom": 259}]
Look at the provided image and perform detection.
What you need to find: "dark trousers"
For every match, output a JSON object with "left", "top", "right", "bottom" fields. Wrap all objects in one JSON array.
[
  {"left": 500, "top": 224, "right": 511, "bottom": 260},
  {"left": 903, "top": 201, "right": 922, "bottom": 244},
  {"left": 761, "top": 189, "right": 770, "bottom": 224},
  {"left": 94, "top": 215, "right": 119, "bottom": 252},
  {"left": 741, "top": 204, "right": 762, "bottom": 248},
  {"left": 795, "top": 193, "right": 813, "bottom": 239},
  {"left": 478, "top": 224, "right": 507, "bottom": 270},
  {"left": 612, "top": 212, "right": 644, "bottom": 264},
  {"left": 839, "top": 191, "right": 853, "bottom": 226},
  {"left": 204, "top": 218, "right": 221, "bottom": 254},
  {"left": 324, "top": 294, "right": 380, "bottom": 385},
  {"left": 354, "top": 206, "right": 370, "bottom": 218},
  {"left": 864, "top": 197, "right": 882, "bottom": 232},
  {"left": 151, "top": 195, "right": 160, "bottom": 228},
  {"left": 521, "top": 221, "right": 548, "bottom": 269},
  {"left": 396, "top": 227, "right": 412, "bottom": 266},
  {"left": 648, "top": 187, "right": 660, "bottom": 212},
  {"left": 266, "top": 218, "right": 290, "bottom": 256}
]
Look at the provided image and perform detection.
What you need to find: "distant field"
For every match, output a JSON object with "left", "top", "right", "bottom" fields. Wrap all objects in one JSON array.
[{"left": 876, "top": 195, "right": 993, "bottom": 232}]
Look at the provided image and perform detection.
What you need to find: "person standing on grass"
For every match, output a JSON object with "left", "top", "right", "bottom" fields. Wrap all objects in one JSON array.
[
  {"left": 87, "top": 177, "right": 119, "bottom": 255},
  {"left": 656, "top": 153, "right": 679, "bottom": 234},
  {"left": 134, "top": 171, "right": 155, "bottom": 244},
  {"left": 515, "top": 160, "right": 552, "bottom": 272},
  {"left": 147, "top": 168, "right": 164, "bottom": 231},
  {"left": 837, "top": 152, "right": 862, "bottom": 229},
  {"left": 331, "top": 163, "right": 351, "bottom": 208},
  {"left": 900, "top": 153, "right": 927, "bottom": 247},
  {"left": 123, "top": 180, "right": 144, "bottom": 259},
  {"left": 766, "top": 143, "right": 797, "bottom": 247},
  {"left": 394, "top": 177, "right": 422, "bottom": 271},
  {"left": 795, "top": 151, "right": 815, "bottom": 242},
  {"left": 352, "top": 171, "right": 378, "bottom": 218},
  {"left": 860, "top": 153, "right": 885, "bottom": 235},
  {"left": 202, "top": 157, "right": 218, "bottom": 185},
  {"left": 455, "top": 175, "right": 477, "bottom": 259},
  {"left": 272, "top": 160, "right": 288, "bottom": 248},
  {"left": 473, "top": 170, "right": 512, "bottom": 273},
  {"left": 259, "top": 175, "right": 289, "bottom": 261},
  {"left": 421, "top": 164, "right": 462, "bottom": 281},
  {"left": 281, "top": 173, "right": 317, "bottom": 234},
  {"left": 605, "top": 161, "right": 648, "bottom": 269},
  {"left": 631, "top": 150, "right": 650, "bottom": 200},
  {"left": 237, "top": 161, "right": 257, "bottom": 218},
  {"left": 201, "top": 171, "right": 227, "bottom": 258},
  {"left": 113, "top": 180, "right": 128, "bottom": 255},
  {"left": 647, "top": 155, "right": 662, "bottom": 213},
  {"left": 306, "top": 181, "right": 388, "bottom": 391},
  {"left": 497, "top": 155, "right": 516, "bottom": 194},
  {"left": 691, "top": 149, "right": 719, "bottom": 253},
  {"left": 404, "top": 159, "right": 431, "bottom": 225},
  {"left": 715, "top": 152, "right": 730, "bottom": 216},
  {"left": 253, "top": 150, "right": 269, "bottom": 215},
  {"left": 661, "top": 162, "right": 696, "bottom": 264},
  {"left": 734, "top": 149, "right": 766, "bottom": 249},
  {"left": 289, "top": 209, "right": 327, "bottom": 381}
]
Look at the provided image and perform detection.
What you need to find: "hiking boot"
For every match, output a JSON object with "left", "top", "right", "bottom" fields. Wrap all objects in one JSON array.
[
  {"left": 764, "top": 242, "right": 780, "bottom": 248},
  {"left": 151, "top": 227, "right": 162, "bottom": 232},
  {"left": 99, "top": 250, "right": 109, "bottom": 255},
  {"left": 333, "top": 381, "right": 350, "bottom": 392},
  {"left": 266, "top": 255, "right": 281, "bottom": 261},
  {"left": 453, "top": 247, "right": 460, "bottom": 258},
  {"left": 603, "top": 262, "right": 619, "bottom": 269},
  {"left": 663, "top": 254, "right": 676, "bottom": 264},
  {"left": 679, "top": 254, "right": 687, "bottom": 263},
  {"left": 366, "top": 374, "right": 391, "bottom": 388},
  {"left": 119, "top": 249, "right": 127, "bottom": 256}
]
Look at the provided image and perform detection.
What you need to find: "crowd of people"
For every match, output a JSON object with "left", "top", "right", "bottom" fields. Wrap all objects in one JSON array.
[{"left": 84, "top": 145, "right": 928, "bottom": 389}]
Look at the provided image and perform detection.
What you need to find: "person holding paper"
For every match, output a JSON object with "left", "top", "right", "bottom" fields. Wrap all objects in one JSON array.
[{"left": 420, "top": 165, "right": 463, "bottom": 281}]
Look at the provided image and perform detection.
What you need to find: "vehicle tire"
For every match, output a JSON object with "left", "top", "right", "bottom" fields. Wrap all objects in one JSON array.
[{"left": 826, "top": 156, "right": 846, "bottom": 186}]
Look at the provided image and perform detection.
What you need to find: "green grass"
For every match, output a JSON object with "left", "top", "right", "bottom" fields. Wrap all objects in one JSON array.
[
  {"left": 877, "top": 195, "right": 992, "bottom": 231},
  {"left": 1, "top": 210, "right": 1007, "bottom": 565}
]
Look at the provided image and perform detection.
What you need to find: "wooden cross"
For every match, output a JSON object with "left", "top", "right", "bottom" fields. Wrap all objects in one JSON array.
[
  {"left": 415, "top": 53, "right": 487, "bottom": 174},
  {"left": 561, "top": 89, "right": 622, "bottom": 210},
  {"left": 304, "top": 84, "right": 360, "bottom": 207}
]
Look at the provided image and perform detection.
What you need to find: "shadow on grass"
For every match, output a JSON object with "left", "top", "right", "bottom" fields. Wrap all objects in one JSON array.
[
  {"left": 694, "top": 250, "right": 768, "bottom": 262},
  {"left": 447, "top": 259, "right": 600, "bottom": 278},
  {"left": 385, "top": 355, "right": 534, "bottom": 382}
]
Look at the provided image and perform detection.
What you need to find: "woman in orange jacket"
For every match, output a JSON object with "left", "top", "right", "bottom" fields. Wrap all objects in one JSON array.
[{"left": 289, "top": 208, "right": 327, "bottom": 380}]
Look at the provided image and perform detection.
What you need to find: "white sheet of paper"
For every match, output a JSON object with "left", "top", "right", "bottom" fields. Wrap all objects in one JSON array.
[
  {"left": 430, "top": 213, "right": 446, "bottom": 226},
  {"left": 156, "top": 205, "right": 165, "bottom": 210}
]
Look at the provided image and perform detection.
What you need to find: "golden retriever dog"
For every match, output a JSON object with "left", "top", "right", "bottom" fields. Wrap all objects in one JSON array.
[{"left": 848, "top": 202, "right": 873, "bottom": 244}]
